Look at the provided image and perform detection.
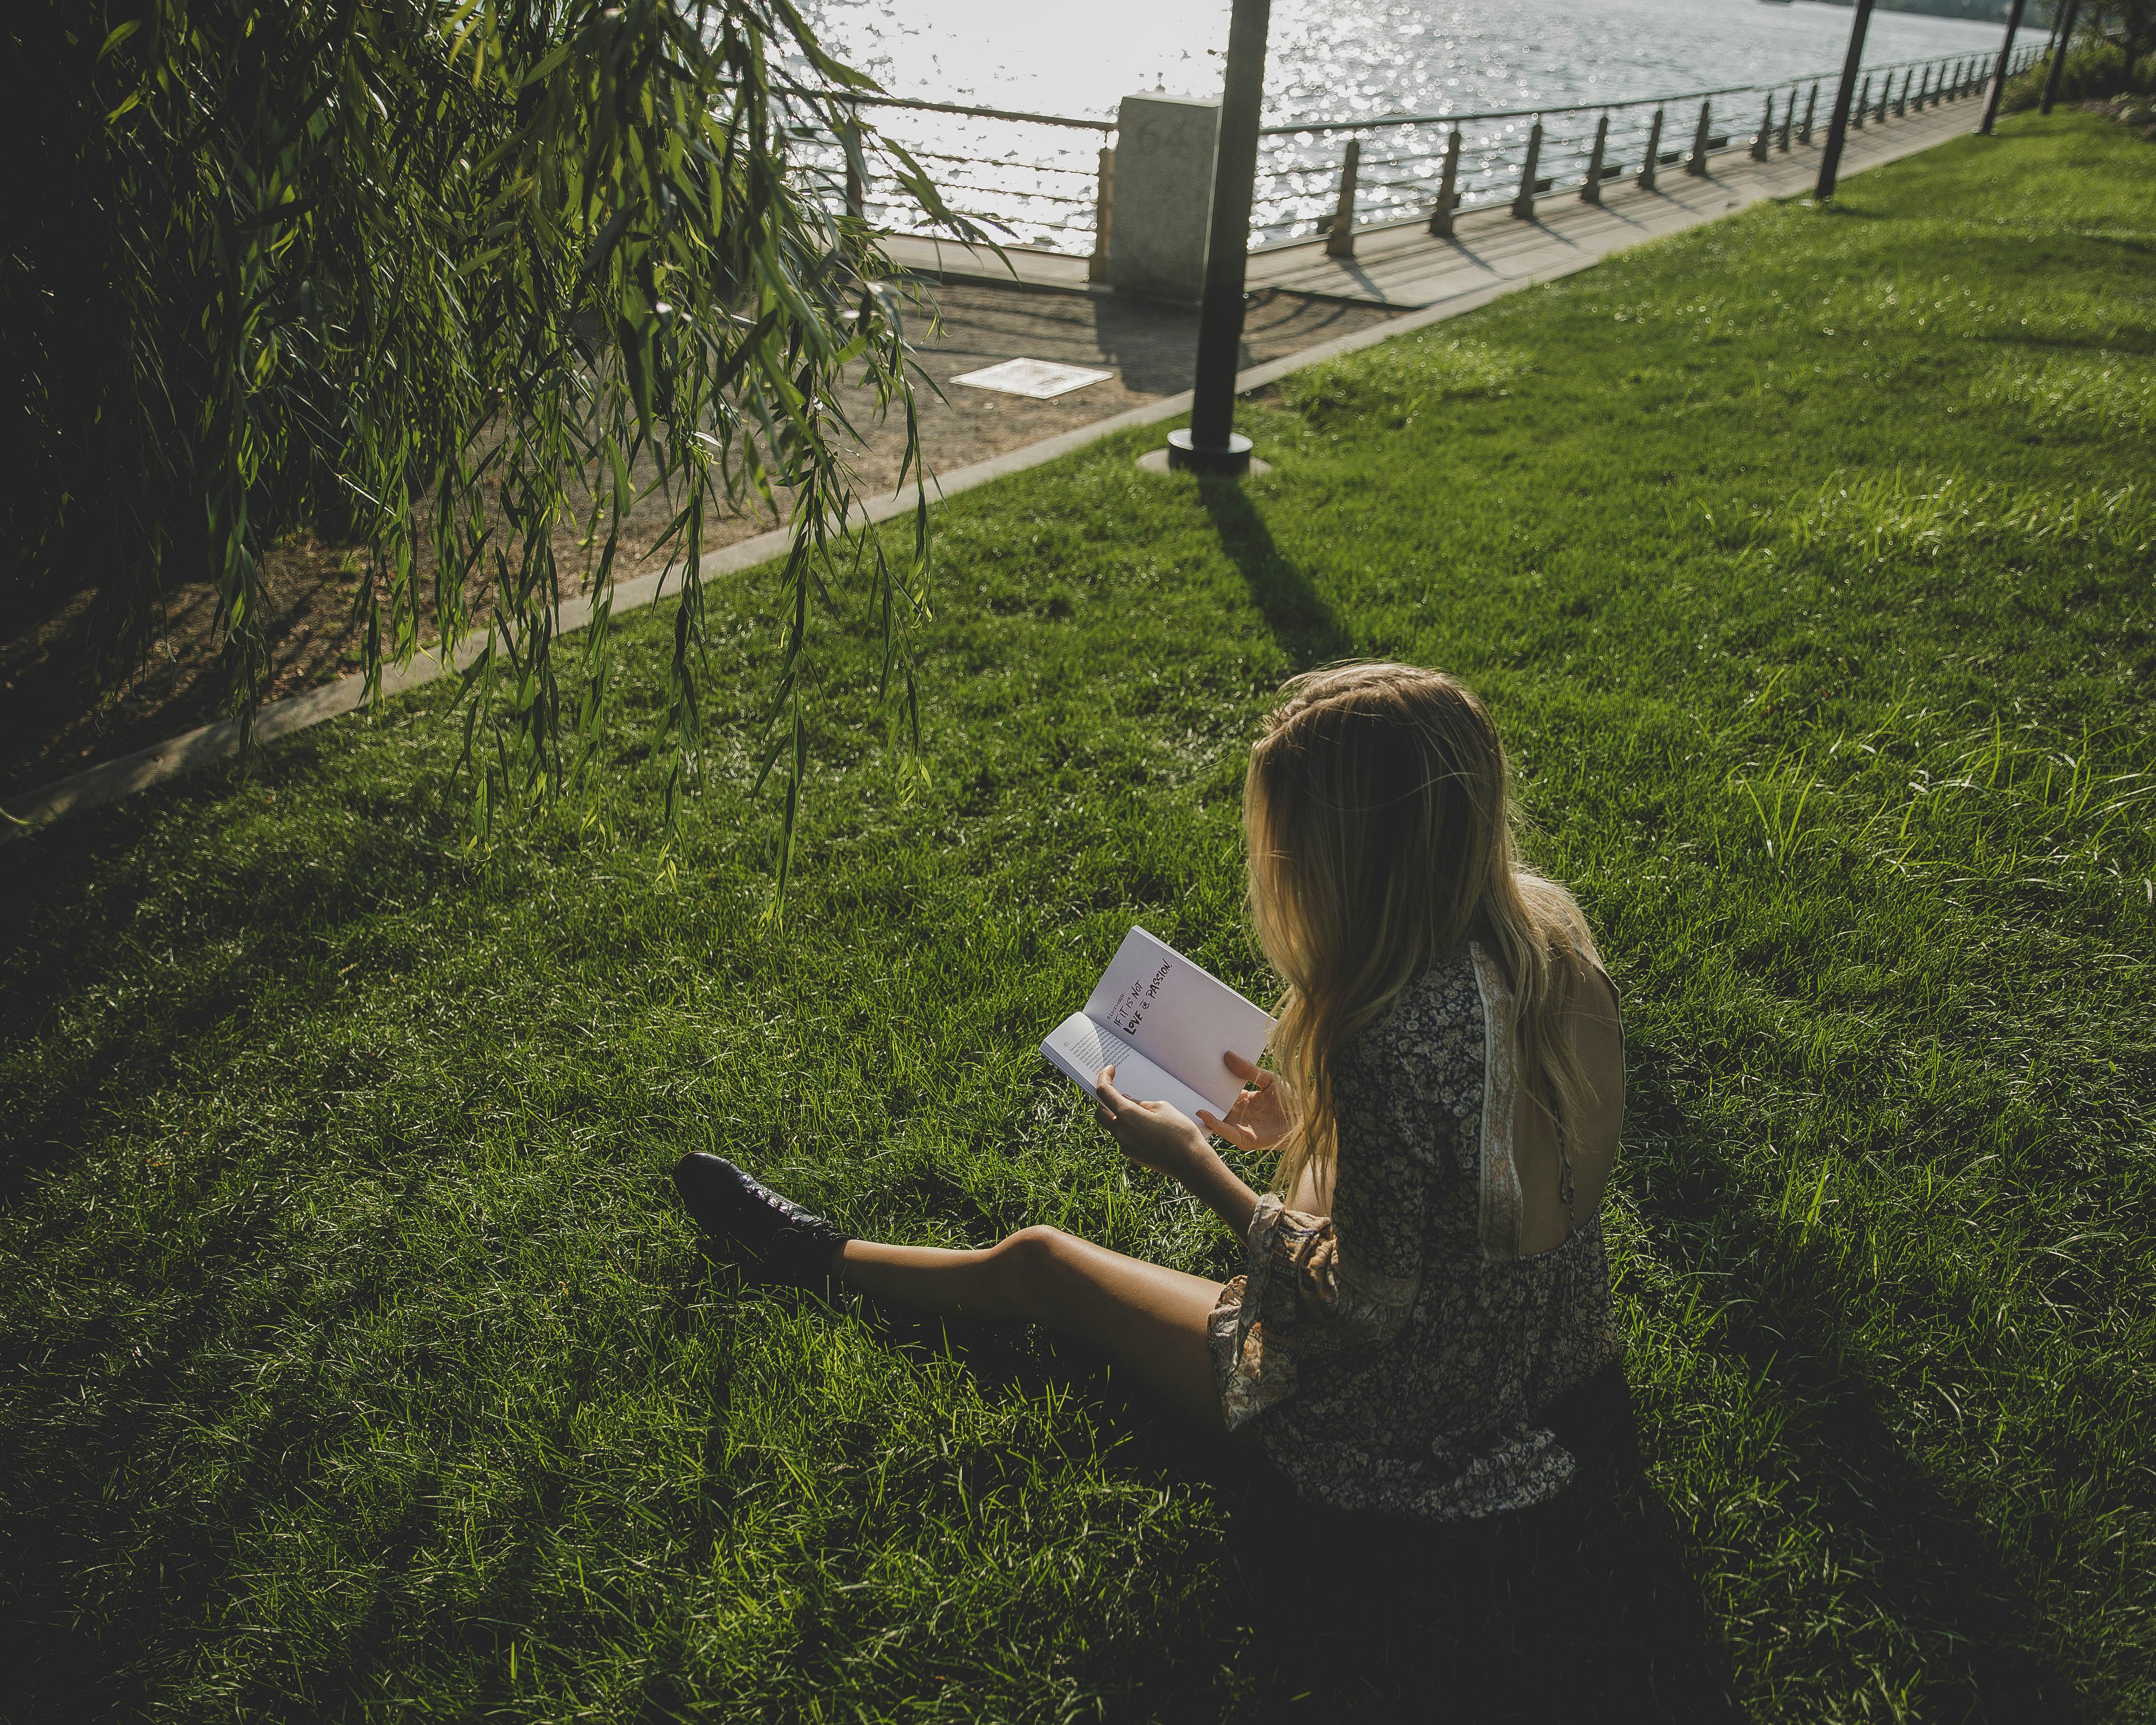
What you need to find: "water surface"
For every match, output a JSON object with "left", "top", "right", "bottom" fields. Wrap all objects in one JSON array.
[{"left": 800, "top": 0, "right": 2017, "bottom": 246}]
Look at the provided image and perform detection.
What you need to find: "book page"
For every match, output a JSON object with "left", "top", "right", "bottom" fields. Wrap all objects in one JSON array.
[
  {"left": 1039, "top": 1011, "right": 1218, "bottom": 1127},
  {"left": 1077, "top": 928, "right": 1275, "bottom": 1115}
]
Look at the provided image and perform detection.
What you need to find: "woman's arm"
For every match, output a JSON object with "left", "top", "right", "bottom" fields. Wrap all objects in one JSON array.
[
  {"left": 1094, "top": 1048, "right": 1433, "bottom": 1357},
  {"left": 1093, "top": 1066, "right": 1262, "bottom": 1239}
]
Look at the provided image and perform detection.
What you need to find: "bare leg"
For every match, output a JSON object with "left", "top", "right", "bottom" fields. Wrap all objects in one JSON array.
[{"left": 836, "top": 1228, "right": 1227, "bottom": 1431}]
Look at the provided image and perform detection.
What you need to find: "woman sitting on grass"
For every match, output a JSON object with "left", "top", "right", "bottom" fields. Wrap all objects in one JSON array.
[{"left": 674, "top": 662, "right": 1625, "bottom": 1519}]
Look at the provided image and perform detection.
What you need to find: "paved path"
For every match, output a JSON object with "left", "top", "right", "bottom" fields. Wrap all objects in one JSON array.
[{"left": 884, "top": 93, "right": 1990, "bottom": 307}]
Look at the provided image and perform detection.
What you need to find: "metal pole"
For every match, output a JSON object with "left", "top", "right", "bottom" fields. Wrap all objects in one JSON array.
[
  {"left": 1169, "top": 0, "right": 1272, "bottom": 475},
  {"left": 1779, "top": 88, "right": 1795, "bottom": 150},
  {"left": 1686, "top": 98, "right": 1712, "bottom": 174},
  {"left": 1877, "top": 73, "right": 1891, "bottom": 122},
  {"left": 1637, "top": 106, "right": 1664, "bottom": 190},
  {"left": 1800, "top": 82, "right": 1818, "bottom": 143},
  {"left": 1583, "top": 113, "right": 1608, "bottom": 203},
  {"left": 1980, "top": 0, "right": 2030, "bottom": 134},
  {"left": 1815, "top": 0, "right": 1877, "bottom": 201},
  {"left": 1428, "top": 129, "right": 1462, "bottom": 236},
  {"left": 1512, "top": 121, "right": 1544, "bottom": 216},
  {"left": 1853, "top": 74, "right": 1870, "bottom": 128},
  {"left": 1324, "top": 140, "right": 1360, "bottom": 258},
  {"left": 1752, "top": 94, "right": 1773, "bottom": 161},
  {"left": 2042, "top": 0, "right": 2081, "bottom": 112}
]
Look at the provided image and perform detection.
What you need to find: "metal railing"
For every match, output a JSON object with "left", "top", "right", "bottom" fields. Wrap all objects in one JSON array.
[
  {"left": 784, "top": 42, "right": 2043, "bottom": 264},
  {"left": 1254, "top": 44, "right": 2044, "bottom": 249}
]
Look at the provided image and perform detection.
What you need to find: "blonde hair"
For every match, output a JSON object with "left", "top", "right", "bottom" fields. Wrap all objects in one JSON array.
[{"left": 1245, "top": 663, "right": 1599, "bottom": 1203}]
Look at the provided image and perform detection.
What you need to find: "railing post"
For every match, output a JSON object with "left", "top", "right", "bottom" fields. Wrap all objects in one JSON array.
[
  {"left": 1981, "top": 0, "right": 2030, "bottom": 135},
  {"left": 1428, "top": 128, "right": 1462, "bottom": 236},
  {"left": 1637, "top": 106, "right": 1665, "bottom": 190},
  {"left": 1877, "top": 73, "right": 1890, "bottom": 123},
  {"left": 1686, "top": 98, "right": 1712, "bottom": 174},
  {"left": 1583, "top": 113, "right": 1609, "bottom": 204},
  {"left": 1853, "top": 74, "right": 1870, "bottom": 128},
  {"left": 1779, "top": 88, "right": 1795, "bottom": 150},
  {"left": 1088, "top": 144, "right": 1115, "bottom": 284},
  {"left": 1324, "top": 139, "right": 1360, "bottom": 257},
  {"left": 1799, "top": 82, "right": 1818, "bottom": 145},
  {"left": 2042, "top": 0, "right": 2082, "bottom": 114},
  {"left": 1895, "top": 69, "right": 1908, "bottom": 116},
  {"left": 1752, "top": 94, "right": 1773, "bottom": 161},
  {"left": 1512, "top": 120, "right": 1544, "bottom": 217},
  {"left": 1916, "top": 67, "right": 1931, "bottom": 111}
]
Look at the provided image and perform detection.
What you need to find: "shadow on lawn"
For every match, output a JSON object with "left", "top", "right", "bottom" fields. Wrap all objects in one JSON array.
[
  {"left": 845, "top": 1293, "right": 1736, "bottom": 1720},
  {"left": 1196, "top": 478, "right": 1353, "bottom": 671},
  {"left": 1623, "top": 1058, "right": 2097, "bottom": 1720}
]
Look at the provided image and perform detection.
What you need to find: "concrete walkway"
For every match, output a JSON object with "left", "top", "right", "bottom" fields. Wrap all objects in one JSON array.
[{"left": 883, "top": 93, "right": 1990, "bottom": 307}]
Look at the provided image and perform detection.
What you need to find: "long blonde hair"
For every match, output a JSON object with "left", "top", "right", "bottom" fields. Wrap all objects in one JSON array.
[{"left": 1246, "top": 663, "right": 1599, "bottom": 1202}]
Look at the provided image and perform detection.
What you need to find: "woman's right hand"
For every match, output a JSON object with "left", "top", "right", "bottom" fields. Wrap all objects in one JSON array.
[{"left": 1197, "top": 1051, "right": 1296, "bottom": 1153}]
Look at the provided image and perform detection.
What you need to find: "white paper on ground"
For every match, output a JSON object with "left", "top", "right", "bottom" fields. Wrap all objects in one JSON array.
[{"left": 951, "top": 357, "right": 1114, "bottom": 399}]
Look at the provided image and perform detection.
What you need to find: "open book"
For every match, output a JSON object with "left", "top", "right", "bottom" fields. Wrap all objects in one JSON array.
[{"left": 1041, "top": 928, "right": 1276, "bottom": 1126}]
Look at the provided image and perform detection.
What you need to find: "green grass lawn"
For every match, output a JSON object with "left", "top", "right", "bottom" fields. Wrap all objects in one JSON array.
[{"left": 4, "top": 111, "right": 2152, "bottom": 1723}]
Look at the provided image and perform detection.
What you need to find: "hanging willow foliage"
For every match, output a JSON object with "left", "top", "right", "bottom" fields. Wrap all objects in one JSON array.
[{"left": 11, "top": 0, "right": 974, "bottom": 889}]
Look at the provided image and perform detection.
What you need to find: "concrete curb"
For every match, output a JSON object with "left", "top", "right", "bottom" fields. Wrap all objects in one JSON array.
[{"left": 0, "top": 120, "right": 1961, "bottom": 840}]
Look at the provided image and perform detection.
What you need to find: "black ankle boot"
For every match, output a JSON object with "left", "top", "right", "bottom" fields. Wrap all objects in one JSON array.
[{"left": 672, "top": 1153, "right": 850, "bottom": 1287}]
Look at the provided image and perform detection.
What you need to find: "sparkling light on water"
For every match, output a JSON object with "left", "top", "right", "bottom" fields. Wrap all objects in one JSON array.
[{"left": 798, "top": 0, "right": 2015, "bottom": 250}]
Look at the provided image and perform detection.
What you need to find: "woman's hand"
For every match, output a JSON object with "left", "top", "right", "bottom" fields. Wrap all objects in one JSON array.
[
  {"left": 1195, "top": 1051, "right": 1296, "bottom": 1153},
  {"left": 1095, "top": 1065, "right": 1209, "bottom": 1182}
]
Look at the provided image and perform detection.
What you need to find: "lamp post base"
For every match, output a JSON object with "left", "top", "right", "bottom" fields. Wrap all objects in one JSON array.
[{"left": 1155, "top": 428, "right": 1256, "bottom": 476}]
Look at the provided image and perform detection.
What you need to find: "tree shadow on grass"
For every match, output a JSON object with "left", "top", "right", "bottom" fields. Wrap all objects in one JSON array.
[
  {"left": 831, "top": 1290, "right": 1736, "bottom": 1721},
  {"left": 1196, "top": 476, "right": 1354, "bottom": 672},
  {"left": 1622, "top": 1056, "right": 2099, "bottom": 1721}
]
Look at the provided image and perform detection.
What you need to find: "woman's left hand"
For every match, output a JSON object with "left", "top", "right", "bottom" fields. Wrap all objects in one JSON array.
[{"left": 1095, "top": 1065, "right": 1209, "bottom": 1182}]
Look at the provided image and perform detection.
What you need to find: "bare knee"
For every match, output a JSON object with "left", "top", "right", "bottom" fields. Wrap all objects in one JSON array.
[{"left": 990, "top": 1224, "right": 1078, "bottom": 1320}]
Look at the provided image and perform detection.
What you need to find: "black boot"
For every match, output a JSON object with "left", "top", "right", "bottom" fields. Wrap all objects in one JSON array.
[{"left": 672, "top": 1153, "right": 850, "bottom": 1287}]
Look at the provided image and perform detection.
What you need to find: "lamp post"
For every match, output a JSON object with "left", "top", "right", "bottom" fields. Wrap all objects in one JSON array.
[
  {"left": 1162, "top": 0, "right": 1273, "bottom": 476},
  {"left": 1980, "top": 0, "right": 2031, "bottom": 134},
  {"left": 1815, "top": 0, "right": 1876, "bottom": 202}
]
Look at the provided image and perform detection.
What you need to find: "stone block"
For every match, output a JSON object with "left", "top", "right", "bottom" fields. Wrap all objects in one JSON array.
[{"left": 1108, "top": 94, "right": 1219, "bottom": 305}]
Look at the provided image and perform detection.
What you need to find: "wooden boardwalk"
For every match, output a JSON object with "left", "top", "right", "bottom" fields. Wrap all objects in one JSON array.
[{"left": 885, "top": 94, "right": 1990, "bottom": 309}]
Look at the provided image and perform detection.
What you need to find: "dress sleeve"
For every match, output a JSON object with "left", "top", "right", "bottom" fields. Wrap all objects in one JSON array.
[
  {"left": 1270, "top": 1066, "right": 1431, "bottom": 1352},
  {"left": 1212, "top": 1049, "right": 1433, "bottom": 1427}
]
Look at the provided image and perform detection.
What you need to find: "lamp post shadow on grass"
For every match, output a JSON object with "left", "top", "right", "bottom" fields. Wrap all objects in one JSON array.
[{"left": 1193, "top": 475, "right": 1354, "bottom": 671}]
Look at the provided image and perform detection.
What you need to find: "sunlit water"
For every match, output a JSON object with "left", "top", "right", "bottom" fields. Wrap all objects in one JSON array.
[{"left": 798, "top": 0, "right": 2016, "bottom": 248}]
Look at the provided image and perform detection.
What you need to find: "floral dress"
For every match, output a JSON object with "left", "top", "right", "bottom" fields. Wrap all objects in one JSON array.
[{"left": 1206, "top": 941, "right": 1620, "bottom": 1521}]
